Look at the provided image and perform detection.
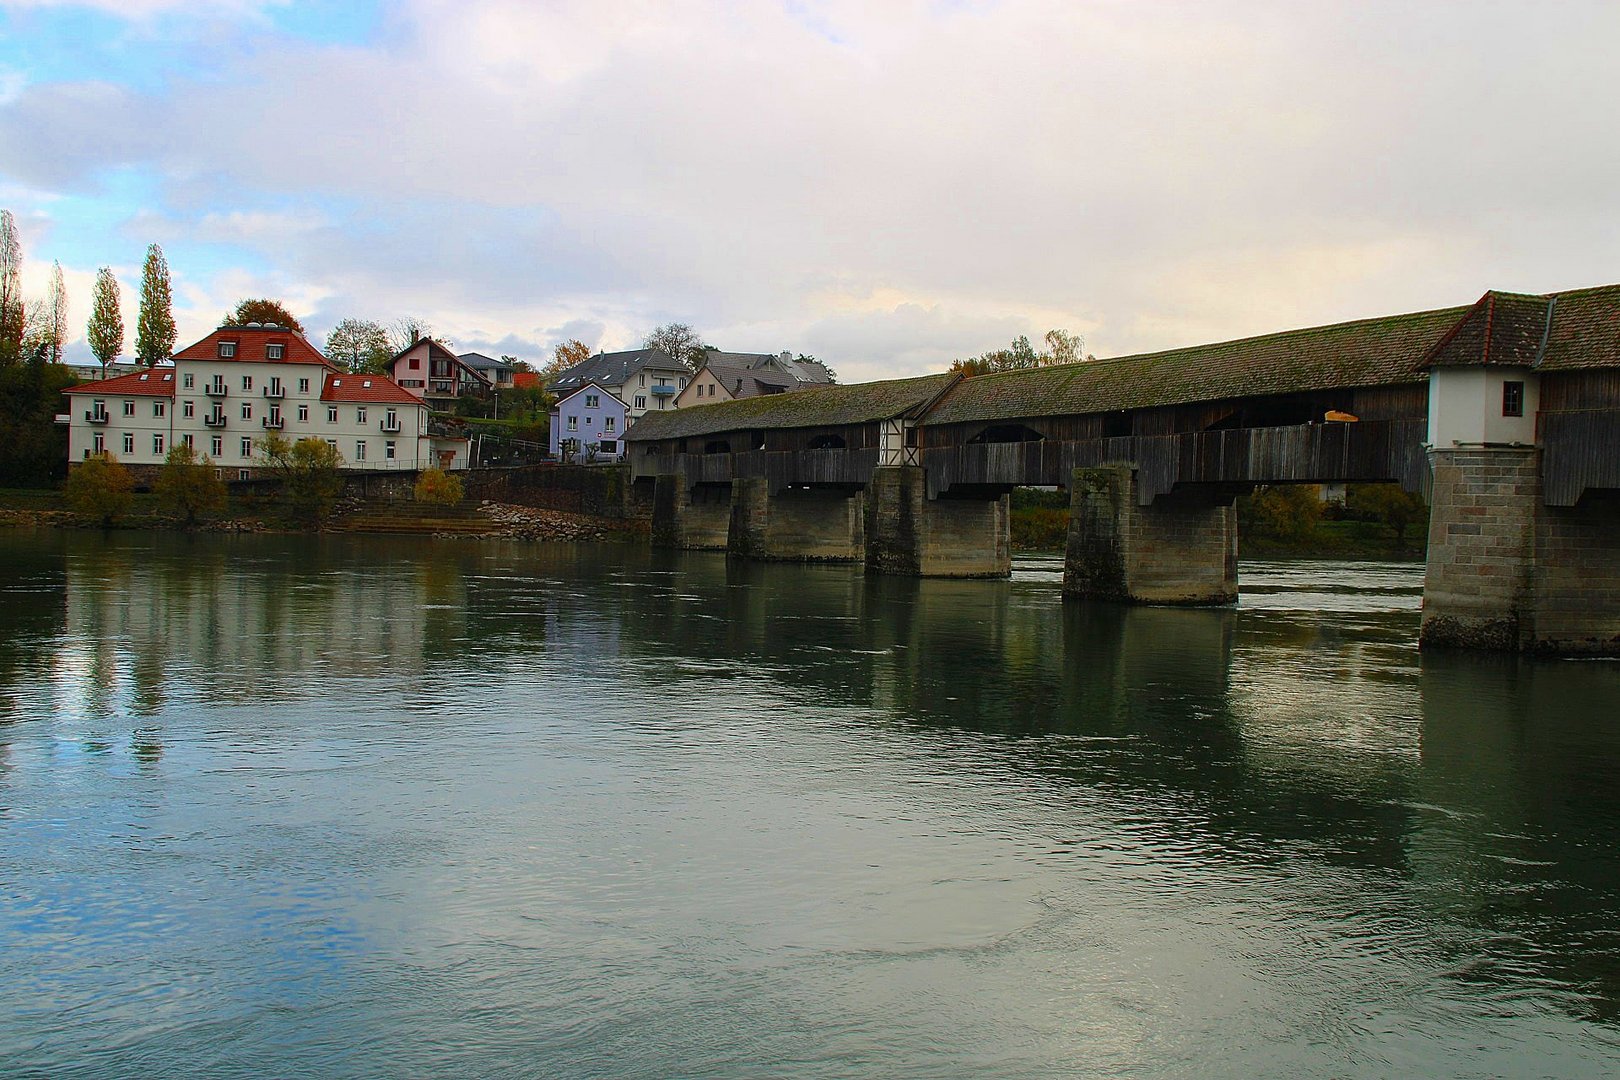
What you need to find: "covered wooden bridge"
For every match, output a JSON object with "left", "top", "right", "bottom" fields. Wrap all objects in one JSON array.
[{"left": 628, "top": 283, "right": 1620, "bottom": 654}]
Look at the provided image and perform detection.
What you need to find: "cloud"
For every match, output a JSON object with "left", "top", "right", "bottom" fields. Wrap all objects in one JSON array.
[{"left": 4, "top": 1, "right": 1620, "bottom": 374}]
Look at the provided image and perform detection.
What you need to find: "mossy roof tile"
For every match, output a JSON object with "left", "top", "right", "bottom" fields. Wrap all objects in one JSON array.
[{"left": 626, "top": 372, "right": 957, "bottom": 441}]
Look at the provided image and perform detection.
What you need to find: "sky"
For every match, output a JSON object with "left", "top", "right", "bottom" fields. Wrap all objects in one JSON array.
[{"left": 2, "top": 0, "right": 1619, "bottom": 382}]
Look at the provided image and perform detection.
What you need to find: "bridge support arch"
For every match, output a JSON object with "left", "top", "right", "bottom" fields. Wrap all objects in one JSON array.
[
  {"left": 729, "top": 478, "right": 866, "bottom": 562},
  {"left": 1063, "top": 464, "right": 1238, "bottom": 605},
  {"left": 865, "top": 466, "right": 1011, "bottom": 578}
]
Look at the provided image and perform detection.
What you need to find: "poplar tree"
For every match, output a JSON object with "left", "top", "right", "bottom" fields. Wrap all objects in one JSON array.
[
  {"left": 0, "top": 209, "right": 23, "bottom": 368},
  {"left": 135, "top": 243, "right": 175, "bottom": 366},
  {"left": 87, "top": 267, "right": 125, "bottom": 375},
  {"left": 44, "top": 261, "right": 67, "bottom": 365}
]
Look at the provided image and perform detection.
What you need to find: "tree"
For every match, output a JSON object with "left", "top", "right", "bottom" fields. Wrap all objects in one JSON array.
[
  {"left": 539, "top": 338, "right": 592, "bottom": 382},
  {"left": 1243, "top": 485, "right": 1323, "bottom": 545},
  {"left": 0, "top": 209, "right": 23, "bottom": 368},
  {"left": 228, "top": 298, "right": 305, "bottom": 333},
  {"left": 135, "top": 243, "right": 175, "bottom": 366},
  {"left": 43, "top": 261, "right": 67, "bottom": 365},
  {"left": 64, "top": 452, "right": 134, "bottom": 527},
  {"left": 389, "top": 316, "right": 436, "bottom": 354},
  {"left": 324, "top": 317, "right": 392, "bottom": 372},
  {"left": 413, "top": 466, "right": 464, "bottom": 506},
  {"left": 155, "top": 442, "right": 226, "bottom": 527},
  {"left": 643, "top": 323, "right": 707, "bottom": 369},
  {"left": 87, "top": 267, "right": 124, "bottom": 376},
  {"left": 0, "top": 361, "right": 76, "bottom": 487},
  {"left": 949, "top": 329, "right": 1084, "bottom": 377},
  {"left": 1345, "top": 483, "right": 1428, "bottom": 551},
  {"left": 258, "top": 432, "right": 345, "bottom": 523}
]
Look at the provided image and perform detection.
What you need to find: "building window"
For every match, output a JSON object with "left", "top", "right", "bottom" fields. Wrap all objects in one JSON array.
[
  {"left": 605, "top": 417, "right": 616, "bottom": 432},
  {"left": 153, "top": 434, "right": 164, "bottom": 455},
  {"left": 239, "top": 470, "right": 251, "bottom": 480},
  {"left": 218, "top": 341, "right": 236, "bottom": 358},
  {"left": 298, "top": 378, "right": 310, "bottom": 393},
  {"left": 328, "top": 406, "right": 338, "bottom": 423},
  {"left": 385, "top": 441, "right": 396, "bottom": 460},
  {"left": 634, "top": 395, "right": 646, "bottom": 409},
  {"left": 585, "top": 394, "right": 599, "bottom": 408},
  {"left": 409, "top": 357, "right": 420, "bottom": 369},
  {"left": 153, "top": 401, "right": 166, "bottom": 417},
  {"left": 567, "top": 416, "right": 578, "bottom": 431},
  {"left": 183, "top": 400, "right": 195, "bottom": 418},
  {"left": 298, "top": 404, "right": 309, "bottom": 422},
  {"left": 123, "top": 400, "right": 135, "bottom": 416},
  {"left": 183, "top": 373, "right": 194, "bottom": 389},
  {"left": 355, "top": 440, "right": 366, "bottom": 461},
  {"left": 600, "top": 440, "right": 616, "bottom": 453},
  {"left": 356, "top": 407, "right": 367, "bottom": 424},
  {"left": 242, "top": 375, "right": 253, "bottom": 391},
  {"left": 182, "top": 433, "right": 194, "bottom": 449},
  {"left": 241, "top": 437, "right": 253, "bottom": 458},
  {"left": 241, "top": 402, "right": 253, "bottom": 420},
  {"left": 122, "top": 433, "right": 134, "bottom": 454},
  {"left": 326, "top": 439, "right": 337, "bottom": 451},
  {"left": 93, "top": 433, "right": 105, "bottom": 454},
  {"left": 267, "top": 343, "right": 285, "bottom": 360},
  {"left": 211, "top": 435, "right": 223, "bottom": 457},
  {"left": 1503, "top": 380, "right": 1525, "bottom": 418},
  {"left": 639, "top": 374, "right": 646, "bottom": 386}
]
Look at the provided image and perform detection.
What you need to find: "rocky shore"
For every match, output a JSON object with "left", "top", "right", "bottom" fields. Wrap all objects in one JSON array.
[{"left": 471, "top": 501, "right": 643, "bottom": 543}]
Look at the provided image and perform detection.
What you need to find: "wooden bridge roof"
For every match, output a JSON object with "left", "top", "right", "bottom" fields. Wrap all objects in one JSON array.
[
  {"left": 625, "top": 372, "right": 958, "bottom": 441},
  {"left": 1536, "top": 284, "right": 1620, "bottom": 371},
  {"left": 919, "top": 304, "right": 1470, "bottom": 427}
]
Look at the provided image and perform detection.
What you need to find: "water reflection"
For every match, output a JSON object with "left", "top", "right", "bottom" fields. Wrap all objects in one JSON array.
[{"left": 3, "top": 531, "right": 1620, "bottom": 1076}]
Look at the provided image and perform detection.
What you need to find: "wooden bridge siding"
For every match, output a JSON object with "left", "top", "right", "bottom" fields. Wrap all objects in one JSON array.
[
  {"left": 630, "top": 448, "right": 880, "bottom": 493},
  {"left": 921, "top": 419, "right": 1428, "bottom": 501},
  {"left": 1538, "top": 374, "right": 1620, "bottom": 507}
]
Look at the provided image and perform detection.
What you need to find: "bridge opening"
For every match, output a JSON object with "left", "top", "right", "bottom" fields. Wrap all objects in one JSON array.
[
  {"left": 1103, "top": 413, "right": 1132, "bottom": 438},
  {"left": 807, "top": 434, "right": 847, "bottom": 450},
  {"left": 969, "top": 424, "right": 1045, "bottom": 444},
  {"left": 704, "top": 440, "right": 731, "bottom": 454}
]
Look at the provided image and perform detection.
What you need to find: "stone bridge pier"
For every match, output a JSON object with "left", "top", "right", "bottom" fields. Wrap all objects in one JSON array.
[
  {"left": 1062, "top": 464, "right": 1238, "bottom": 605},
  {"left": 651, "top": 476, "right": 732, "bottom": 550},
  {"left": 864, "top": 466, "right": 1011, "bottom": 578},
  {"left": 728, "top": 479, "right": 866, "bottom": 562},
  {"left": 1422, "top": 448, "right": 1620, "bottom": 654}
]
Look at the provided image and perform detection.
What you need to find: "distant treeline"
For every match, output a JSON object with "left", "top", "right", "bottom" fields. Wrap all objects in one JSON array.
[{"left": 1009, "top": 484, "right": 1428, "bottom": 559}]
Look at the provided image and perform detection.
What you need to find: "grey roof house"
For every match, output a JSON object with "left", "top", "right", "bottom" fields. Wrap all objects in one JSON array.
[{"left": 546, "top": 348, "right": 691, "bottom": 421}]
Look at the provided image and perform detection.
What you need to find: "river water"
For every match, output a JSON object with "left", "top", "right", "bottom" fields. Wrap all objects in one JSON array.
[{"left": 2, "top": 530, "right": 1619, "bottom": 1078}]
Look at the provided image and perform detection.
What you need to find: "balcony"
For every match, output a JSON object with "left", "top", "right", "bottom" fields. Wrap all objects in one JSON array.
[
  {"left": 84, "top": 410, "right": 109, "bottom": 425},
  {"left": 203, "top": 414, "right": 228, "bottom": 428},
  {"left": 650, "top": 384, "right": 677, "bottom": 396},
  {"left": 263, "top": 386, "right": 285, "bottom": 399},
  {"left": 262, "top": 415, "right": 285, "bottom": 430},
  {"left": 206, "top": 384, "right": 229, "bottom": 398},
  {"left": 380, "top": 418, "right": 402, "bottom": 433}
]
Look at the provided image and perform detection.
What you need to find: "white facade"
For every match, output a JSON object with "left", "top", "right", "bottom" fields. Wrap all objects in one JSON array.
[
  {"left": 1427, "top": 366, "right": 1540, "bottom": 448},
  {"left": 68, "top": 357, "right": 463, "bottom": 473}
]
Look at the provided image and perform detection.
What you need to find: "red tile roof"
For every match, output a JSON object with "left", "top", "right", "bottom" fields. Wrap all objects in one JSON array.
[
  {"left": 172, "top": 325, "right": 336, "bottom": 367},
  {"left": 64, "top": 367, "right": 176, "bottom": 396},
  {"left": 320, "top": 373, "right": 423, "bottom": 405}
]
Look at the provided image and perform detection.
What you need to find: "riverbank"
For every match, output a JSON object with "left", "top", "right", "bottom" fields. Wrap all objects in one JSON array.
[{"left": 0, "top": 488, "right": 645, "bottom": 544}]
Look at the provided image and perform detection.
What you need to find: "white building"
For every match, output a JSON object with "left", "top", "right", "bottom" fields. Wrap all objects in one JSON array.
[{"left": 65, "top": 324, "right": 469, "bottom": 476}]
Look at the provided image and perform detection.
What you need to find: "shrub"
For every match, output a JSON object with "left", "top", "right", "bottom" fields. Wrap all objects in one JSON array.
[
  {"left": 414, "top": 467, "right": 463, "bottom": 506},
  {"left": 155, "top": 442, "right": 226, "bottom": 526},
  {"left": 64, "top": 452, "right": 134, "bottom": 526},
  {"left": 259, "top": 432, "right": 345, "bottom": 523}
]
